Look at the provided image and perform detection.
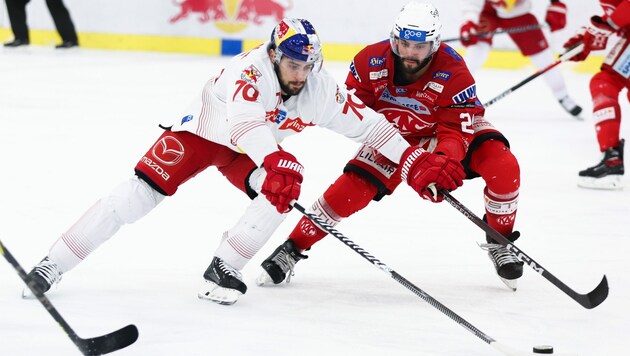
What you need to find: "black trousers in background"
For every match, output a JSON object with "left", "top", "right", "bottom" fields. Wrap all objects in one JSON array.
[{"left": 5, "top": 0, "right": 78, "bottom": 43}]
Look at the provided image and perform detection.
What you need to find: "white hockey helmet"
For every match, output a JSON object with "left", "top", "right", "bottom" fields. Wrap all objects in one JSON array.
[
  {"left": 270, "top": 18, "right": 323, "bottom": 67},
  {"left": 390, "top": 2, "right": 442, "bottom": 59}
]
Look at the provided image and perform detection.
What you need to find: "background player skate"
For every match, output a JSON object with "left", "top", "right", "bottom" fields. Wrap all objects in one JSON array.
[
  {"left": 460, "top": 0, "right": 583, "bottom": 119},
  {"left": 23, "top": 17, "right": 466, "bottom": 306},
  {"left": 258, "top": 1, "right": 524, "bottom": 291},
  {"left": 563, "top": 0, "right": 629, "bottom": 190}
]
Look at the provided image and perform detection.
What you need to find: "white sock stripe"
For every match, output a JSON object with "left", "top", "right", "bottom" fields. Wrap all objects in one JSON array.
[
  {"left": 486, "top": 189, "right": 519, "bottom": 200},
  {"left": 485, "top": 193, "right": 519, "bottom": 215},
  {"left": 548, "top": 4, "right": 567, "bottom": 14},
  {"left": 313, "top": 197, "right": 342, "bottom": 224}
]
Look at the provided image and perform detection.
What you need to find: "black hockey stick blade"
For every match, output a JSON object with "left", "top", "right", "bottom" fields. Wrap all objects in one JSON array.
[
  {"left": 0, "top": 239, "right": 139, "bottom": 355},
  {"left": 439, "top": 190, "right": 609, "bottom": 309},
  {"left": 578, "top": 275, "right": 608, "bottom": 309},
  {"left": 75, "top": 324, "right": 139, "bottom": 356}
]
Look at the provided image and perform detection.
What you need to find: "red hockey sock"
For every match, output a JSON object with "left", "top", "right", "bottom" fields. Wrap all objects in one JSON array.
[
  {"left": 484, "top": 187, "right": 518, "bottom": 238},
  {"left": 590, "top": 71, "right": 623, "bottom": 151},
  {"left": 289, "top": 172, "right": 378, "bottom": 250},
  {"left": 469, "top": 140, "right": 520, "bottom": 237}
]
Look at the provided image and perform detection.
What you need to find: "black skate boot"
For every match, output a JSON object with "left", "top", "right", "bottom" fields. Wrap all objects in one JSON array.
[
  {"left": 480, "top": 229, "right": 524, "bottom": 291},
  {"left": 256, "top": 239, "right": 308, "bottom": 286},
  {"left": 198, "top": 257, "right": 247, "bottom": 305},
  {"left": 23, "top": 257, "right": 63, "bottom": 298},
  {"left": 559, "top": 95, "right": 583, "bottom": 119},
  {"left": 578, "top": 139, "right": 624, "bottom": 190},
  {"left": 3, "top": 38, "right": 29, "bottom": 47}
]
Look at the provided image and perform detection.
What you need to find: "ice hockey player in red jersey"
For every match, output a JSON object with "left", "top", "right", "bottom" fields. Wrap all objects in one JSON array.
[
  {"left": 563, "top": 0, "right": 629, "bottom": 189},
  {"left": 23, "top": 18, "right": 466, "bottom": 305},
  {"left": 460, "top": 0, "right": 584, "bottom": 119},
  {"left": 258, "top": 2, "right": 524, "bottom": 291}
]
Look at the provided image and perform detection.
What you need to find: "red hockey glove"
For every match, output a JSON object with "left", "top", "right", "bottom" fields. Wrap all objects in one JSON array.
[
  {"left": 460, "top": 21, "right": 480, "bottom": 47},
  {"left": 262, "top": 151, "right": 304, "bottom": 213},
  {"left": 400, "top": 147, "right": 465, "bottom": 203},
  {"left": 563, "top": 15, "right": 616, "bottom": 62},
  {"left": 545, "top": 0, "right": 567, "bottom": 32}
]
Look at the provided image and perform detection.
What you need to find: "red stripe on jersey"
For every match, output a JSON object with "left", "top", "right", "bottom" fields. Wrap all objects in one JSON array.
[{"left": 229, "top": 121, "right": 266, "bottom": 146}]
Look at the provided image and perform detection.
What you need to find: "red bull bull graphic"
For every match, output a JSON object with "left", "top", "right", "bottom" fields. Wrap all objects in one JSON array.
[
  {"left": 170, "top": 0, "right": 226, "bottom": 23},
  {"left": 170, "top": 0, "right": 292, "bottom": 33}
]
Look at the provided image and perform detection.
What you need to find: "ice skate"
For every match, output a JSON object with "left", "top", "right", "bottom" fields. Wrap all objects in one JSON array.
[
  {"left": 558, "top": 95, "right": 583, "bottom": 120},
  {"left": 578, "top": 139, "right": 624, "bottom": 190},
  {"left": 198, "top": 257, "right": 247, "bottom": 305},
  {"left": 256, "top": 239, "right": 308, "bottom": 286},
  {"left": 479, "top": 232, "right": 523, "bottom": 291},
  {"left": 22, "top": 257, "right": 62, "bottom": 298}
]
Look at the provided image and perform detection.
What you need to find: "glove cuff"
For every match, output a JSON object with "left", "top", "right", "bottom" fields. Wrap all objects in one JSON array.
[{"left": 400, "top": 147, "right": 427, "bottom": 183}]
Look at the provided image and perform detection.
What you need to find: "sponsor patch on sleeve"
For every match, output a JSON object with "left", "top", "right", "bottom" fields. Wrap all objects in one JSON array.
[
  {"left": 349, "top": 60, "right": 361, "bottom": 82},
  {"left": 452, "top": 84, "right": 477, "bottom": 103}
]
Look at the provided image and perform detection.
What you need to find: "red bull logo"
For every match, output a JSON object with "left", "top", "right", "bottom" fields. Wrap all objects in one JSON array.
[
  {"left": 241, "top": 65, "right": 262, "bottom": 83},
  {"left": 170, "top": 0, "right": 293, "bottom": 33},
  {"left": 170, "top": 0, "right": 226, "bottom": 23}
]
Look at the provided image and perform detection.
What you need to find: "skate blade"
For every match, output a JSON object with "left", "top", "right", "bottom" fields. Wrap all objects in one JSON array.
[
  {"left": 255, "top": 271, "right": 274, "bottom": 286},
  {"left": 498, "top": 276, "right": 518, "bottom": 292},
  {"left": 21, "top": 287, "right": 35, "bottom": 299},
  {"left": 197, "top": 280, "right": 242, "bottom": 305},
  {"left": 577, "top": 175, "right": 623, "bottom": 190}
]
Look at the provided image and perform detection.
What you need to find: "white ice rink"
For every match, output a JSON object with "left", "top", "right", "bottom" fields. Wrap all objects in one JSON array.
[{"left": 1, "top": 46, "right": 629, "bottom": 356}]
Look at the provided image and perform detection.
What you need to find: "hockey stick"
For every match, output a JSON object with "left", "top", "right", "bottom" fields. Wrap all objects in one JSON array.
[
  {"left": 439, "top": 190, "right": 608, "bottom": 309},
  {"left": 482, "top": 43, "right": 585, "bottom": 108},
  {"left": 291, "top": 201, "right": 577, "bottom": 356},
  {"left": 442, "top": 24, "right": 545, "bottom": 43},
  {"left": 0, "top": 239, "right": 139, "bottom": 355}
]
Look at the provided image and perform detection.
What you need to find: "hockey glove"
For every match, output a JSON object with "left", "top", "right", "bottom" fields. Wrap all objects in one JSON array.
[
  {"left": 545, "top": 0, "right": 567, "bottom": 32},
  {"left": 460, "top": 21, "right": 480, "bottom": 47},
  {"left": 563, "top": 15, "right": 617, "bottom": 62},
  {"left": 400, "top": 147, "right": 465, "bottom": 203},
  {"left": 262, "top": 151, "right": 304, "bottom": 213}
]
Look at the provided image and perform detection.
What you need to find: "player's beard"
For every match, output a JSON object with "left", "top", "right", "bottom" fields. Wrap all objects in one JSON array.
[
  {"left": 399, "top": 57, "right": 423, "bottom": 74},
  {"left": 275, "top": 64, "right": 306, "bottom": 96},
  {"left": 399, "top": 55, "right": 434, "bottom": 75}
]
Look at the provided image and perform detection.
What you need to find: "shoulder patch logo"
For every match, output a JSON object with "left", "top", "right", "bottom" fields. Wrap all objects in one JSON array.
[
  {"left": 241, "top": 65, "right": 262, "bottom": 84},
  {"left": 350, "top": 61, "right": 361, "bottom": 82},
  {"left": 335, "top": 85, "right": 346, "bottom": 104},
  {"left": 452, "top": 84, "right": 477, "bottom": 103}
]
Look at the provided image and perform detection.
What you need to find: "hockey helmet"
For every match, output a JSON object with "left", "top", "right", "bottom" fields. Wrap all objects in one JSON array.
[
  {"left": 270, "top": 18, "right": 323, "bottom": 67},
  {"left": 390, "top": 2, "right": 442, "bottom": 59}
]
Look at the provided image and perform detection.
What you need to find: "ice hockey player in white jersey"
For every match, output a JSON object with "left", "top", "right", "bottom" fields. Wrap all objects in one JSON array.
[
  {"left": 460, "top": 0, "right": 583, "bottom": 119},
  {"left": 24, "top": 18, "right": 466, "bottom": 305}
]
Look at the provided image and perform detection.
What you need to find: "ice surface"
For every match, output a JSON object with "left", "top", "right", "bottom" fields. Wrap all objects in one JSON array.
[{"left": 0, "top": 47, "right": 628, "bottom": 355}]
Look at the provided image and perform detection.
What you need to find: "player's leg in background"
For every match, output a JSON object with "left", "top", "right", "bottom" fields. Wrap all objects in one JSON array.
[{"left": 506, "top": 13, "right": 583, "bottom": 118}]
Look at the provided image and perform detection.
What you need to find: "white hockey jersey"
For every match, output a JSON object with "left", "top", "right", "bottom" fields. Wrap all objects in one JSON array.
[
  {"left": 461, "top": 0, "right": 533, "bottom": 23},
  {"left": 169, "top": 42, "right": 409, "bottom": 167}
]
